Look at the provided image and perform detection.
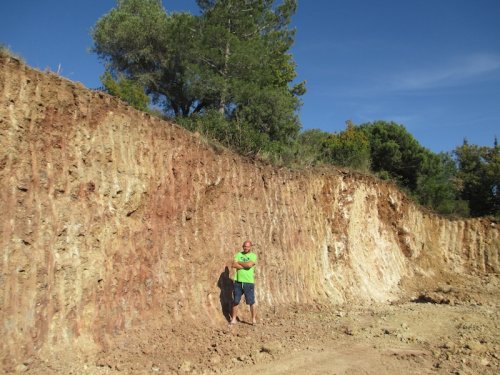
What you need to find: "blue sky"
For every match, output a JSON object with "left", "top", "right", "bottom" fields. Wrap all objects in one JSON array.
[{"left": 1, "top": 0, "right": 499, "bottom": 153}]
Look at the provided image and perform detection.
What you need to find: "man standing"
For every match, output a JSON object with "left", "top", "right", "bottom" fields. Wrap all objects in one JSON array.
[{"left": 230, "top": 240, "right": 257, "bottom": 325}]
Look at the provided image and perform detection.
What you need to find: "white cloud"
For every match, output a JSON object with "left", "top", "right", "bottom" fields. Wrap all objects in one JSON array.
[{"left": 391, "top": 53, "right": 500, "bottom": 91}]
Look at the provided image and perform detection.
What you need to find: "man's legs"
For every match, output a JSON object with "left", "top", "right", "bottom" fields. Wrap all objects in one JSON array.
[
  {"left": 231, "top": 282, "right": 257, "bottom": 324},
  {"left": 250, "top": 303, "right": 257, "bottom": 324},
  {"left": 230, "top": 303, "right": 239, "bottom": 324},
  {"left": 231, "top": 282, "right": 243, "bottom": 324},
  {"left": 244, "top": 283, "right": 257, "bottom": 324}
]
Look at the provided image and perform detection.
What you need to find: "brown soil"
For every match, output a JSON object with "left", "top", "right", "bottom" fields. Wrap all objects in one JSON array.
[
  {"left": 2, "top": 55, "right": 499, "bottom": 375},
  {"left": 20, "top": 273, "right": 498, "bottom": 375}
]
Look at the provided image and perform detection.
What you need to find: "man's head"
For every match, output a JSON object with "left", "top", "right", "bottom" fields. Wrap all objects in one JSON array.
[{"left": 242, "top": 240, "right": 252, "bottom": 253}]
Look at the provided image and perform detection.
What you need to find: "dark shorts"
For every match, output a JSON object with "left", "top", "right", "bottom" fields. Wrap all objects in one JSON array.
[{"left": 233, "top": 282, "right": 255, "bottom": 305}]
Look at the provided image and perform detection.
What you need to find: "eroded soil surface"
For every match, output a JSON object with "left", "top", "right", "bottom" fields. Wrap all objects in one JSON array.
[
  {"left": 2, "top": 56, "right": 499, "bottom": 375},
  {"left": 19, "top": 273, "right": 498, "bottom": 375}
]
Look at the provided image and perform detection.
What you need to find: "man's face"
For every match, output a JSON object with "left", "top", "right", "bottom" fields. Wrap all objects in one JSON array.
[{"left": 242, "top": 242, "right": 252, "bottom": 253}]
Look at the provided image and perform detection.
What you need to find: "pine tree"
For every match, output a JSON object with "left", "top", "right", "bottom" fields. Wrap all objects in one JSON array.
[{"left": 92, "top": 0, "right": 305, "bottom": 149}]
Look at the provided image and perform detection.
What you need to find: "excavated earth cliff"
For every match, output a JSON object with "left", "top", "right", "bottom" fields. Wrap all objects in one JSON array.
[{"left": 1, "top": 56, "right": 499, "bottom": 374}]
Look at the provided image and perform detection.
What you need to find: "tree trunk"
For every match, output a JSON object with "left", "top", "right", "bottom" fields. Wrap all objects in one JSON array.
[{"left": 219, "top": 20, "right": 231, "bottom": 115}]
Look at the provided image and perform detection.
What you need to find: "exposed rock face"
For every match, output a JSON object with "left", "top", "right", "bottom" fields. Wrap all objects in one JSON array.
[{"left": 0, "top": 56, "right": 498, "bottom": 370}]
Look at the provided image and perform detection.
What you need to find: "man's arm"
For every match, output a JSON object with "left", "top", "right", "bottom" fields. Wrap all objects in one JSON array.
[
  {"left": 231, "top": 260, "right": 244, "bottom": 269},
  {"left": 231, "top": 260, "right": 254, "bottom": 269},
  {"left": 238, "top": 260, "right": 255, "bottom": 269}
]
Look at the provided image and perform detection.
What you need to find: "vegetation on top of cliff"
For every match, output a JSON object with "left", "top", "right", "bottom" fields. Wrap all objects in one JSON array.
[
  {"left": 92, "top": 0, "right": 303, "bottom": 157},
  {"left": 454, "top": 140, "right": 500, "bottom": 217},
  {"left": 99, "top": 71, "right": 150, "bottom": 111},
  {"left": 298, "top": 121, "right": 499, "bottom": 219},
  {"left": 89, "top": 1, "right": 498, "bottom": 219},
  {"left": 0, "top": 44, "right": 25, "bottom": 63}
]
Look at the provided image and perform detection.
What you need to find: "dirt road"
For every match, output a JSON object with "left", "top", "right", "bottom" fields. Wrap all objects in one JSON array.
[{"left": 234, "top": 302, "right": 496, "bottom": 375}]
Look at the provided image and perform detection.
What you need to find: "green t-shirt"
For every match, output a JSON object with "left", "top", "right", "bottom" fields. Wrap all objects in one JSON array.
[{"left": 234, "top": 251, "right": 257, "bottom": 283}]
